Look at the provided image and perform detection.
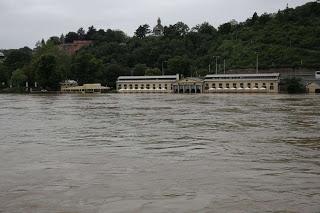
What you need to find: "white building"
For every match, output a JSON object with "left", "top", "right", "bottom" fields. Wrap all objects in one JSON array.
[
  {"left": 60, "top": 81, "right": 109, "bottom": 93},
  {"left": 116, "top": 73, "right": 280, "bottom": 94},
  {"left": 204, "top": 73, "right": 280, "bottom": 93},
  {"left": 117, "top": 74, "right": 179, "bottom": 93}
]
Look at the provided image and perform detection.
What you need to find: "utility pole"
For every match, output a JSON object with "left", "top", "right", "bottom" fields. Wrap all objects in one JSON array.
[
  {"left": 162, "top": 61, "right": 164, "bottom": 75},
  {"left": 256, "top": 52, "right": 259, "bottom": 74},
  {"left": 213, "top": 56, "right": 220, "bottom": 74},
  {"left": 162, "top": 61, "right": 167, "bottom": 76}
]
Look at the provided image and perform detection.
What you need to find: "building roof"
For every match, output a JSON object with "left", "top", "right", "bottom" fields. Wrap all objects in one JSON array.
[
  {"left": 306, "top": 81, "right": 320, "bottom": 87},
  {"left": 118, "top": 75, "right": 178, "bottom": 81},
  {"left": 205, "top": 73, "right": 280, "bottom": 78}
]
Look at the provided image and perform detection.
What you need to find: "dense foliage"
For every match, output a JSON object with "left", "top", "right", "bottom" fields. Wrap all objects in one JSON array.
[{"left": 0, "top": 2, "right": 319, "bottom": 90}]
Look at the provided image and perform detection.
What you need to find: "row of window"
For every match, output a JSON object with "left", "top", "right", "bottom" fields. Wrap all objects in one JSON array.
[
  {"left": 204, "top": 82, "right": 274, "bottom": 90},
  {"left": 119, "top": 84, "right": 172, "bottom": 90},
  {"left": 205, "top": 76, "right": 278, "bottom": 80}
]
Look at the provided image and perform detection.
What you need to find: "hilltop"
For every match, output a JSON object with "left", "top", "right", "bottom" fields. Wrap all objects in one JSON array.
[{"left": 0, "top": 1, "right": 319, "bottom": 90}]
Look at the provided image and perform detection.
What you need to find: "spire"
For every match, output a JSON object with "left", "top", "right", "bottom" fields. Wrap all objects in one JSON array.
[{"left": 153, "top": 17, "right": 164, "bottom": 36}]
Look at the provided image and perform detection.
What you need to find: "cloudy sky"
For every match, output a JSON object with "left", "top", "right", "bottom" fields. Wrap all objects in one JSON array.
[{"left": 0, "top": 0, "right": 311, "bottom": 49}]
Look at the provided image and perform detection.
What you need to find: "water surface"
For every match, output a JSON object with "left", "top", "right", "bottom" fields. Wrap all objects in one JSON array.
[{"left": 0, "top": 94, "right": 319, "bottom": 213}]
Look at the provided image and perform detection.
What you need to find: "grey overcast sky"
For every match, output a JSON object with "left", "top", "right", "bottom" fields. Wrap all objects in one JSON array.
[{"left": 0, "top": 0, "right": 311, "bottom": 49}]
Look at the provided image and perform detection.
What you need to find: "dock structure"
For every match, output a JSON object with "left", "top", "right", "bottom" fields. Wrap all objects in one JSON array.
[
  {"left": 61, "top": 82, "right": 109, "bottom": 93},
  {"left": 116, "top": 73, "right": 280, "bottom": 94}
]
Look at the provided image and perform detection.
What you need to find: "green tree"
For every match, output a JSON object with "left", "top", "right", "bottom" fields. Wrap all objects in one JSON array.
[
  {"left": 3, "top": 47, "right": 32, "bottom": 75},
  {"left": 77, "top": 27, "right": 86, "bottom": 40},
  {"left": 167, "top": 56, "right": 191, "bottom": 76},
  {"left": 47, "top": 36, "right": 61, "bottom": 45},
  {"left": 34, "top": 54, "right": 62, "bottom": 90},
  {"left": 0, "top": 64, "right": 10, "bottom": 88},
  {"left": 133, "top": 64, "right": 147, "bottom": 76},
  {"left": 284, "top": 77, "right": 305, "bottom": 93},
  {"left": 103, "top": 64, "right": 129, "bottom": 87},
  {"left": 145, "top": 68, "right": 161, "bottom": 76},
  {"left": 86, "top": 25, "right": 97, "bottom": 40},
  {"left": 11, "top": 68, "right": 27, "bottom": 88},
  {"left": 64, "top": 32, "right": 79, "bottom": 43},
  {"left": 135, "top": 24, "right": 151, "bottom": 38},
  {"left": 71, "top": 53, "right": 103, "bottom": 84}
]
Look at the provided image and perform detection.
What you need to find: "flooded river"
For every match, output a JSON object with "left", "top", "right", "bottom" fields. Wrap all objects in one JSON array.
[{"left": 0, "top": 94, "right": 319, "bottom": 213}]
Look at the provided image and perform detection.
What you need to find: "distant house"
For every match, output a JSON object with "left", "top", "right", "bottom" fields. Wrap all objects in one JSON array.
[
  {"left": 59, "top": 40, "right": 93, "bottom": 55},
  {"left": 306, "top": 81, "right": 320, "bottom": 93}
]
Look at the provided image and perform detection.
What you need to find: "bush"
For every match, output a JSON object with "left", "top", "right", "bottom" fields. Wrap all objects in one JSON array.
[{"left": 283, "top": 77, "right": 305, "bottom": 93}]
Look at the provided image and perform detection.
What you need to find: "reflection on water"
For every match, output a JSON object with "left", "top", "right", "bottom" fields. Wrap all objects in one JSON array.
[{"left": 0, "top": 94, "right": 319, "bottom": 213}]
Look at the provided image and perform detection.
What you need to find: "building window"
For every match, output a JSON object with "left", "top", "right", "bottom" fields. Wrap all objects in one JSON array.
[
  {"left": 165, "top": 84, "right": 167, "bottom": 89},
  {"left": 262, "top": 83, "right": 266, "bottom": 88},
  {"left": 141, "top": 84, "right": 144, "bottom": 89},
  {"left": 255, "top": 83, "right": 259, "bottom": 88},
  {"left": 135, "top": 84, "right": 138, "bottom": 89},
  {"left": 124, "top": 84, "right": 127, "bottom": 89},
  {"left": 226, "top": 83, "right": 229, "bottom": 88},
  {"left": 159, "top": 84, "right": 162, "bottom": 89},
  {"left": 129, "top": 84, "right": 133, "bottom": 89},
  {"left": 153, "top": 84, "right": 156, "bottom": 89},
  {"left": 233, "top": 83, "right": 237, "bottom": 88},
  {"left": 212, "top": 83, "right": 216, "bottom": 88},
  {"left": 270, "top": 83, "right": 274, "bottom": 90},
  {"left": 240, "top": 83, "right": 244, "bottom": 88},
  {"left": 170, "top": 84, "right": 173, "bottom": 90},
  {"left": 205, "top": 83, "right": 209, "bottom": 90},
  {"left": 118, "top": 84, "right": 122, "bottom": 89},
  {"left": 219, "top": 83, "right": 223, "bottom": 88},
  {"left": 247, "top": 83, "right": 251, "bottom": 88}
]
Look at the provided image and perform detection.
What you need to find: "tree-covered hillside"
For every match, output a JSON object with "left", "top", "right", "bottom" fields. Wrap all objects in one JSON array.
[{"left": 0, "top": 1, "right": 319, "bottom": 90}]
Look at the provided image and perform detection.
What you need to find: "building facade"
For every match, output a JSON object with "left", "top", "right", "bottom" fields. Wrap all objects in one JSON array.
[
  {"left": 173, "top": 78, "right": 204, "bottom": 93},
  {"left": 116, "top": 73, "right": 280, "bottom": 94},
  {"left": 306, "top": 81, "right": 320, "bottom": 93},
  {"left": 117, "top": 75, "right": 179, "bottom": 93},
  {"left": 203, "top": 73, "right": 280, "bottom": 93}
]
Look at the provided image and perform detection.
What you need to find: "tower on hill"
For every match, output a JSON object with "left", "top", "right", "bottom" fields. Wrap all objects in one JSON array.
[{"left": 153, "top": 18, "right": 164, "bottom": 36}]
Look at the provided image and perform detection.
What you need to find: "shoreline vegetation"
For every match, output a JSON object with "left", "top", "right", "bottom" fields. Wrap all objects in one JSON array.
[{"left": 0, "top": 2, "right": 319, "bottom": 94}]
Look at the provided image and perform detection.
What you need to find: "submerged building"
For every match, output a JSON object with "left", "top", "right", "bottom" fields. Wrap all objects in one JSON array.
[
  {"left": 60, "top": 80, "right": 109, "bottom": 93},
  {"left": 117, "top": 75, "right": 179, "bottom": 93},
  {"left": 116, "top": 73, "right": 280, "bottom": 94},
  {"left": 203, "top": 73, "right": 280, "bottom": 93},
  {"left": 306, "top": 81, "right": 320, "bottom": 93}
]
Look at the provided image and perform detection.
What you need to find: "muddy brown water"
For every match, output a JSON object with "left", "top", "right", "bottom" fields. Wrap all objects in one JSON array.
[{"left": 0, "top": 94, "right": 319, "bottom": 213}]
